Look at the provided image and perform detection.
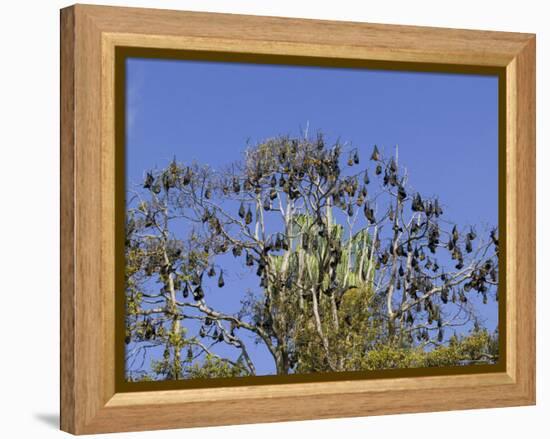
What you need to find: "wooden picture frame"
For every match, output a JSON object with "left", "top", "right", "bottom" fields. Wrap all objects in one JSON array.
[{"left": 60, "top": 4, "right": 536, "bottom": 434}]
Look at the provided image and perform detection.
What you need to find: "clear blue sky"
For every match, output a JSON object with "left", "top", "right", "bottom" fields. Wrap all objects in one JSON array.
[{"left": 126, "top": 57, "right": 499, "bottom": 377}]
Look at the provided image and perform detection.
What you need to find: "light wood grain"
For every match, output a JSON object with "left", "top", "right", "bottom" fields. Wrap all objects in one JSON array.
[
  {"left": 60, "top": 6, "right": 75, "bottom": 434},
  {"left": 85, "top": 4, "right": 531, "bottom": 66},
  {"left": 512, "top": 36, "right": 536, "bottom": 397},
  {"left": 101, "top": 23, "right": 116, "bottom": 409},
  {"left": 60, "top": 4, "right": 536, "bottom": 434},
  {"left": 106, "top": 372, "right": 514, "bottom": 406},
  {"left": 505, "top": 58, "right": 518, "bottom": 382}
]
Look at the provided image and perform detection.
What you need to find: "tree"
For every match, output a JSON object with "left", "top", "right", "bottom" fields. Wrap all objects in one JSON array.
[{"left": 125, "top": 134, "right": 499, "bottom": 381}]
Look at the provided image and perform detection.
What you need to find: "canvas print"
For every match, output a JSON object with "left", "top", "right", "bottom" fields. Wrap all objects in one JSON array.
[{"left": 123, "top": 58, "right": 499, "bottom": 382}]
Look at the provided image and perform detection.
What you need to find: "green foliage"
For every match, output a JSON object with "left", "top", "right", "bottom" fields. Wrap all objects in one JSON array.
[
  {"left": 356, "top": 329, "right": 499, "bottom": 370},
  {"left": 422, "top": 329, "right": 499, "bottom": 367},
  {"left": 186, "top": 355, "right": 250, "bottom": 379},
  {"left": 125, "top": 134, "right": 499, "bottom": 381}
]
